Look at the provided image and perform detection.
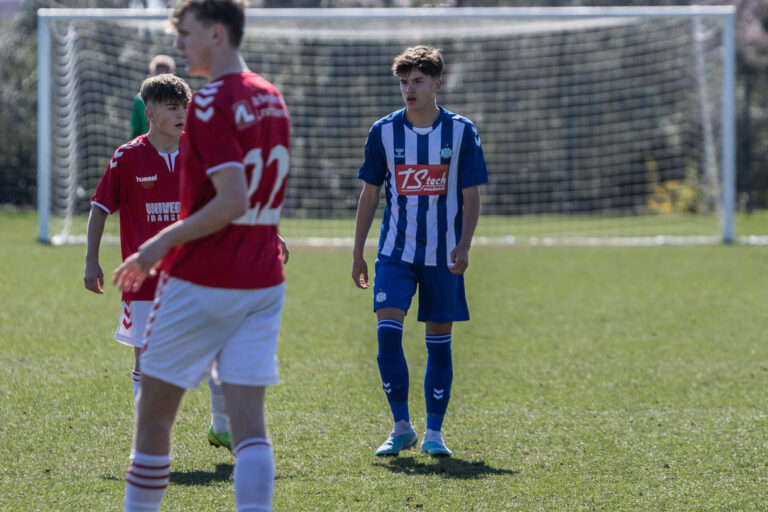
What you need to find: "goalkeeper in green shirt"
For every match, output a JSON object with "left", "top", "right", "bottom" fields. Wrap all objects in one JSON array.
[{"left": 130, "top": 55, "right": 176, "bottom": 139}]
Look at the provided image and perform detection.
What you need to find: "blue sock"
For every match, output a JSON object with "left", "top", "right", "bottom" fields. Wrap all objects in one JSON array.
[
  {"left": 424, "top": 333, "right": 453, "bottom": 431},
  {"left": 376, "top": 319, "right": 409, "bottom": 423}
]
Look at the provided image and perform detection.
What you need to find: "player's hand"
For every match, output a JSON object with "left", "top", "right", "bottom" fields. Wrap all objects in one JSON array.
[
  {"left": 278, "top": 235, "right": 290, "bottom": 264},
  {"left": 449, "top": 244, "right": 469, "bottom": 275},
  {"left": 113, "top": 237, "right": 169, "bottom": 292},
  {"left": 83, "top": 260, "right": 104, "bottom": 294},
  {"left": 352, "top": 256, "right": 369, "bottom": 289},
  {"left": 113, "top": 252, "right": 149, "bottom": 293}
]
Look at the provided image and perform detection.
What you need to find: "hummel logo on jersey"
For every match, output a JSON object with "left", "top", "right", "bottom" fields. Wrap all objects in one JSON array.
[
  {"left": 196, "top": 107, "right": 214, "bottom": 123},
  {"left": 395, "top": 164, "right": 449, "bottom": 196},
  {"left": 375, "top": 291, "right": 387, "bottom": 303},
  {"left": 472, "top": 125, "right": 481, "bottom": 147},
  {"left": 137, "top": 174, "right": 158, "bottom": 190},
  {"left": 394, "top": 148, "right": 405, "bottom": 158},
  {"left": 199, "top": 80, "right": 223, "bottom": 96},
  {"left": 433, "top": 388, "right": 444, "bottom": 400},
  {"left": 194, "top": 95, "right": 214, "bottom": 108},
  {"left": 110, "top": 149, "right": 125, "bottom": 168},
  {"left": 194, "top": 80, "right": 222, "bottom": 122}
]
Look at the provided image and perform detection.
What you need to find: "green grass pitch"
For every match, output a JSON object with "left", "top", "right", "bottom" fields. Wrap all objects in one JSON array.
[{"left": 1, "top": 210, "right": 768, "bottom": 511}]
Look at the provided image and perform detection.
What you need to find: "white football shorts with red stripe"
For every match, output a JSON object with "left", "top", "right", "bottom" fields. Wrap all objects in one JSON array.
[
  {"left": 114, "top": 300, "right": 152, "bottom": 348},
  {"left": 140, "top": 276, "right": 285, "bottom": 390}
]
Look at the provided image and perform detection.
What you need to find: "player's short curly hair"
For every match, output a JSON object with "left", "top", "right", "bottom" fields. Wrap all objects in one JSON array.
[
  {"left": 140, "top": 74, "right": 192, "bottom": 107},
  {"left": 392, "top": 45, "right": 444, "bottom": 79},
  {"left": 170, "top": 0, "right": 246, "bottom": 48}
]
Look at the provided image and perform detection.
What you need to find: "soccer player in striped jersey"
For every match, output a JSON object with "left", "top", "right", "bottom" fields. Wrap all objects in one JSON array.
[
  {"left": 352, "top": 45, "right": 489, "bottom": 458},
  {"left": 114, "top": 1, "right": 290, "bottom": 510},
  {"left": 85, "top": 73, "right": 236, "bottom": 452}
]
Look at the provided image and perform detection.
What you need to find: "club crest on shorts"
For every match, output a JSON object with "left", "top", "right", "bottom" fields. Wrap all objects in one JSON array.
[{"left": 375, "top": 291, "right": 387, "bottom": 303}]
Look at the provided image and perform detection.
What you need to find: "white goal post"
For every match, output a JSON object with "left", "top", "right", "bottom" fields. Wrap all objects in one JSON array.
[{"left": 37, "top": 6, "right": 736, "bottom": 246}]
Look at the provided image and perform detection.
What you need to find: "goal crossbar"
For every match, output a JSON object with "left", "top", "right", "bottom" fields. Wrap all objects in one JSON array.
[{"left": 38, "top": 6, "right": 736, "bottom": 20}]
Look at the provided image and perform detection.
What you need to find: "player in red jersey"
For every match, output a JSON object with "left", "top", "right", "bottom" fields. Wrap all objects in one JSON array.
[
  {"left": 85, "top": 72, "right": 245, "bottom": 453},
  {"left": 114, "top": 2, "right": 290, "bottom": 511},
  {"left": 85, "top": 73, "right": 189, "bottom": 401}
]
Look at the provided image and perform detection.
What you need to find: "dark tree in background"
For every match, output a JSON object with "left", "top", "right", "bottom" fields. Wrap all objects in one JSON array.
[{"left": 0, "top": 0, "right": 131, "bottom": 206}]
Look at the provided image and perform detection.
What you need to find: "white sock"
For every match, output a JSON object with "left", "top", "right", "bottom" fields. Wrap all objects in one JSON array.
[
  {"left": 208, "top": 378, "right": 230, "bottom": 433},
  {"left": 424, "top": 428, "right": 443, "bottom": 443},
  {"left": 234, "top": 438, "right": 274, "bottom": 512},
  {"left": 132, "top": 370, "right": 141, "bottom": 406},
  {"left": 393, "top": 419, "right": 414, "bottom": 436},
  {"left": 123, "top": 451, "right": 171, "bottom": 512}
]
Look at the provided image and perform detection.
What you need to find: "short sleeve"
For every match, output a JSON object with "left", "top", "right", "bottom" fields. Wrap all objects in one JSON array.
[
  {"left": 458, "top": 122, "right": 489, "bottom": 189},
  {"left": 357, "top": 124, "right": 387, "bottom": 186},
  {"left": 91, "top": 149, "right": 123, "bottom": 214}
]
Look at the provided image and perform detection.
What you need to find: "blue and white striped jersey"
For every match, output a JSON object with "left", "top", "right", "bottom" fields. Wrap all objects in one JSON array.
[{"left": 358, "top": 107, "right": 489, "bottom": 267}]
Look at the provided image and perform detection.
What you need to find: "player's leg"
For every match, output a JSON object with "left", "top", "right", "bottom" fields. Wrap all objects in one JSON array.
[
  {"left": 377, "top": 306, "right": 409, "bottom": 423},
  {"left": 124, "top": 375, "right": 185, "bottom": 512},
  {"left": 372, "top": 257, "right": 418, "bottom": 456},
  {"left": 416, "top": 265, "right": 469, "bottom": 458},
  {"left": 207, "top": 377, "right": 232, "bottom": 452},
  {"left": 114, "top": 300, "right": 153, "bottom": 407},
  {"left": 124, "top": 275, "right": 243, "bottom": 511},
  {"left": 132, "top": 347, "right": 141, "bottom": 403},
  {"left": 215, "top": 283, "right": 284, "bottom": 512},
  {"left": 374, "top": 306, "right": 418, "bottom": 455},
  {"left": 422, "top": 320, "right": 454, "bottom": 457},
  {"left": 222, "top": 383, "right": 274, "bottom": 512}
]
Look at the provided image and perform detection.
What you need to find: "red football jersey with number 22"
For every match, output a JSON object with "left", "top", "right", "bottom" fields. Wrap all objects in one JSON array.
[{"left": 164, "top": 72, "right": 290, "bottom": 289}]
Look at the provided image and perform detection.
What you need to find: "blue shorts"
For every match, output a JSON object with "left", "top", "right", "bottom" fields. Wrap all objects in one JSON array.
[{"left": 373, "top": 255, "right": 469, "bottom": 323}]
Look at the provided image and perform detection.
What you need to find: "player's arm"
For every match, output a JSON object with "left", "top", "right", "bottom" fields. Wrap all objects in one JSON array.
[
  {"left": 113, "top": 165, "right": 248, "bottom": 292},
  {"left": 351, "top": 182, "right": 380, "bottom": 289},
  {"left": 84, "top": 205, "right": 109, "bottom": 294},
  {"left": 449, "top": 185, "right": 480, "bottom": 275}
]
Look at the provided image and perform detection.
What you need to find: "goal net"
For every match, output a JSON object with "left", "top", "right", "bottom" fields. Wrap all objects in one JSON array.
[{"left": 37, "top": 6, "right": 736, "bottom": 246}]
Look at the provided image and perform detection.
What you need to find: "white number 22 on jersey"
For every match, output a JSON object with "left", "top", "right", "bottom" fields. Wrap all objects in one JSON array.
[{"left": 232, "top": 144, "right": 289, "bottom": 226}]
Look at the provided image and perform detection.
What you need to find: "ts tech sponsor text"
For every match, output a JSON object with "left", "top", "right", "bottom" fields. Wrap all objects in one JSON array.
[{"left": 395, "top": 164, "right": 449, "bottom": 196}]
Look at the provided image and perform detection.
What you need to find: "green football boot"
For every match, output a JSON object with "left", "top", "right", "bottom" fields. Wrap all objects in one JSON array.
[{"left": 207, "top": 425, "right": 233, "bottom": 453}]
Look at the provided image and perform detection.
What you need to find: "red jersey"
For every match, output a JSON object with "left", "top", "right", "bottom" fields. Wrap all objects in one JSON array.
[
  {"left": 92, "top": 135, "right": 181, "bottom": 301},
  {"left": 164, "top": 72, "right": 290, "bottom": 289}
]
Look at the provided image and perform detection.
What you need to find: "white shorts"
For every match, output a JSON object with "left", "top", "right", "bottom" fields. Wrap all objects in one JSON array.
[
  {"left": 114, "top": 300, "right": 152, "bottom": 348},
  {"left": 140, "top": 274, "right": 286, "bottom": 390}
]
